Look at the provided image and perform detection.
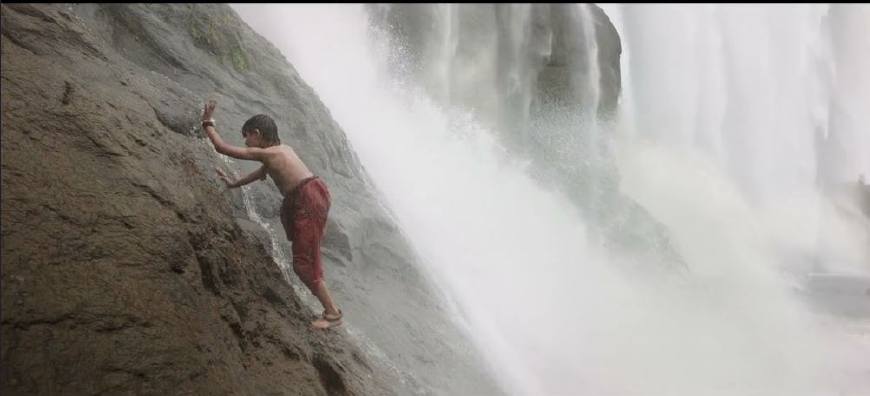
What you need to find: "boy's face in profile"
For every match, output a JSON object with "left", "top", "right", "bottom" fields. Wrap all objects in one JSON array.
[{"left": 242, "top": 128, "right": 264, "bottom": 148}]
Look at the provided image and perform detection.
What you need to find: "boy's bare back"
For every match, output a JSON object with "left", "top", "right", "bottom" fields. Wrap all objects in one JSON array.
[
  {"left": 200, "top": 99, "right": 313, "bottom": 195},
  {"left": 260, "top": 145, "right": 314, "bottom": 195}
]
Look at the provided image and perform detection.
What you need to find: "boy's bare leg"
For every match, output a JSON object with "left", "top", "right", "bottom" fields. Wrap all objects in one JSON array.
[{"left": 310, "top": 280, "right": 341, "bottom": 329}]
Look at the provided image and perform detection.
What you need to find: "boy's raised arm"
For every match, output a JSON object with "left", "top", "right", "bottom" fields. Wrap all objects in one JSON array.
[{"left": 201, "top": 100, "right": 267, "bottom": 161}]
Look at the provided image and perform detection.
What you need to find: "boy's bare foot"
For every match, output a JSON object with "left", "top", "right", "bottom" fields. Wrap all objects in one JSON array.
[{"left": 311, "top": 310, "right": 342, "bottom": 330}]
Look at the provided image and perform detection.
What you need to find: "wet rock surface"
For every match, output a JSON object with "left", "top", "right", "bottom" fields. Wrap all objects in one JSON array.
[{"left": 2, "top": 4, "right": 499, "bottom": 395}]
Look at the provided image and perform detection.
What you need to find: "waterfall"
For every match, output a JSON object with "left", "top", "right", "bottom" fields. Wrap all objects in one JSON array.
[
  {"left": 233, "top": 4, "right": 870, "bottom": 395},
  {"left": 613, "top": 4, "right": 870, "bottom": 395}
]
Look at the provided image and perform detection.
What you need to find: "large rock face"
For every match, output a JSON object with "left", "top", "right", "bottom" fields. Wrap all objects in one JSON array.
[{"left": 1, "top": 3, "right": 499, "bottom": 395}]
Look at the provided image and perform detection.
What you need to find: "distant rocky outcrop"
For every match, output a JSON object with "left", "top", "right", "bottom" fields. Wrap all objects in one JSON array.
[
  {"left": 1, "top": 3, "right": 499, "bottom": 395},
  {"left": 367, "top": 4, "right": 621, "bottom": 127}
]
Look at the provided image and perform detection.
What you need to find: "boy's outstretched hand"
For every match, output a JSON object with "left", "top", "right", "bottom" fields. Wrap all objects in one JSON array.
[{"left": 202, "top": 100, "right": 217, "bottom": 122}]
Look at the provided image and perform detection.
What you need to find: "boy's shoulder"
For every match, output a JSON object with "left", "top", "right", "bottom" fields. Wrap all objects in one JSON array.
[
  {"left": 263, "top": 144, "right": 296, "bottom": 159},
  {"left": 263, "top": 144, "right": 288, "bottom": 153},
  {"left": 272, "top": 144, "right": 293, "bottom": 153}
]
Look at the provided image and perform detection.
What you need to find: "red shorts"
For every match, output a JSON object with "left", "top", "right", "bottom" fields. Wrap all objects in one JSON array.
[{"left": 279, "top": 176, "right": 331, "bottom": 293}]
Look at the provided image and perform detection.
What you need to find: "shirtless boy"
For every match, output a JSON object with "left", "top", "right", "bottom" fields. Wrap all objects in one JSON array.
[{"left": 201, "top": 99, "right": 342, "bottom": 330}]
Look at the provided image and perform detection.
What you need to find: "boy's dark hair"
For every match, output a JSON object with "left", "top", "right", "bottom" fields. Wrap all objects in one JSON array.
[{"left": 242, "top": 114, "right": 280, "bottom": 145}]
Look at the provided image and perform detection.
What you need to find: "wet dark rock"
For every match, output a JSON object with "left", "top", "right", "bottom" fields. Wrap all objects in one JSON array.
[{"left": 2, "top": 3, "right": 493, "bottom": 395}]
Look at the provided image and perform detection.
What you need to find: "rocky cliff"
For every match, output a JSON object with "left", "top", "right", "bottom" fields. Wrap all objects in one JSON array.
[{"left": 1, "top": 3, "right": 498, "bottom": 395}]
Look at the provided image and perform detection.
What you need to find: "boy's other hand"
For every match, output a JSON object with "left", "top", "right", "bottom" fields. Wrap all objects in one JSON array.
[{"left": 215, "top": 167, "right": 232, "bottom": 187}]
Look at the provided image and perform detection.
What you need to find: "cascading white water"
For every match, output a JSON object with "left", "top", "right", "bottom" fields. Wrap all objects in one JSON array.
[
  {"left": 609, "top": 4, "right": 870, "bottom": 394},
  {"left": 233, "top": 4, "right": 869, "bottom": 395},
  {"left": 621, "top": 5, "right": 816, "bottom": 199},
  {"left": 613, "top": 4, "right": 870, "bottom": 279}
]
